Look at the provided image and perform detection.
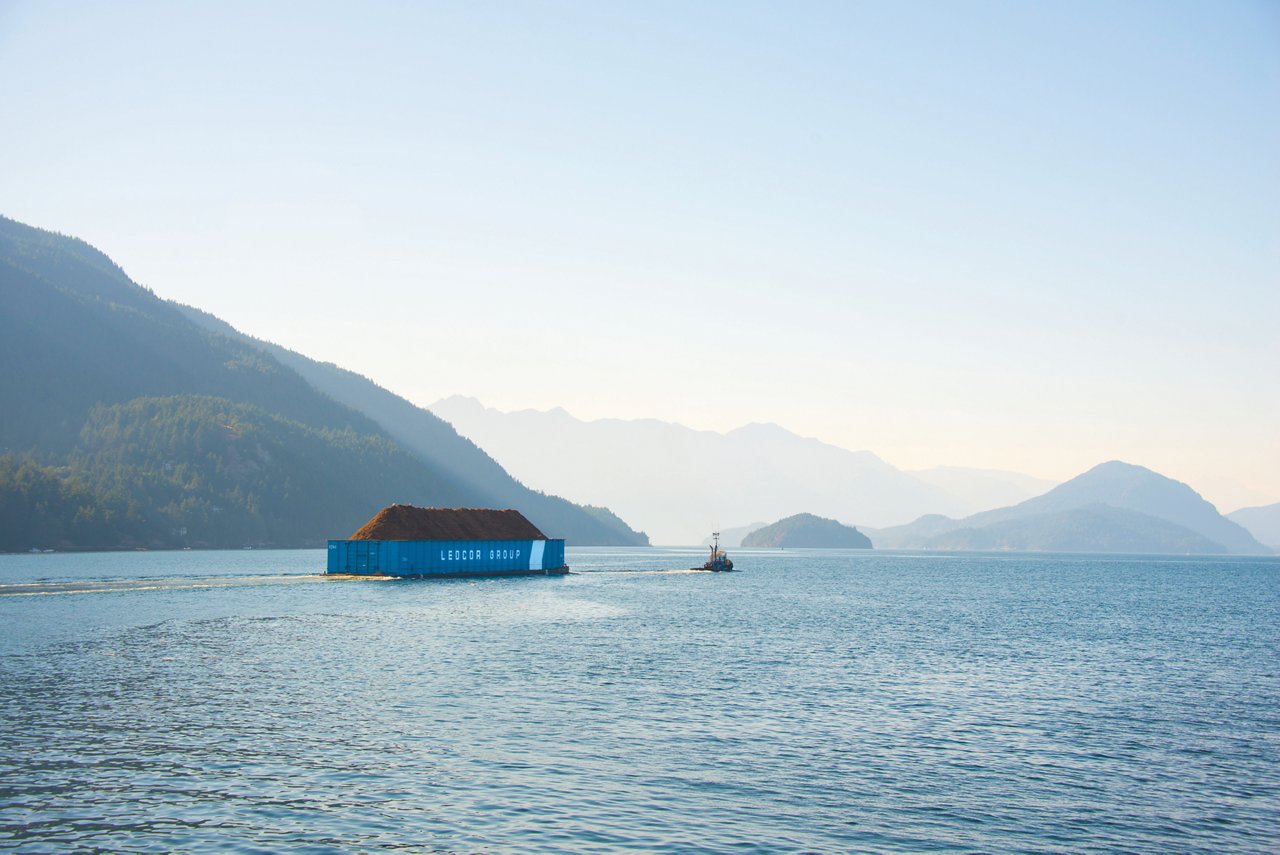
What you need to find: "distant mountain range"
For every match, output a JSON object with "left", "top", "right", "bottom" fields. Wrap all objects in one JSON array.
[
  {"left": 0, "top": 215, "right": 646, "bottom": 550},
  {"left": 741, "top": 514, "right": 872, "bottom": 549},
  {"left": 428, "top": 396, "right": 1057, "bottom": 544},
  {"left": 868, "top": 461, "right": 1271, "bottom": 555},
  {"left": 704, "top": 523, "right": 767, "bottom": 549},
  {"left": 1228, "top": 503, "right": 1280, "bottom": 551}
]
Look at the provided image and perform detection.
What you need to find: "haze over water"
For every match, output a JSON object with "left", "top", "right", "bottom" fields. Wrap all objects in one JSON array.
[{"left": 2, "top": 548, "right": 1277, "bottom": 852}]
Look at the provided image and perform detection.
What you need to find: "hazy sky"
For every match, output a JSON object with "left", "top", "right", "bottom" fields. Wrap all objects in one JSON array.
[{"left": 2, "top": 1, "right": 1277, "bottom": 509}]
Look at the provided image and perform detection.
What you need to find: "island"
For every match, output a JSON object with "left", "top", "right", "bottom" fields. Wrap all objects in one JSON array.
[{"left": 741, "top": 513, "right": 873, "bottom": 548}]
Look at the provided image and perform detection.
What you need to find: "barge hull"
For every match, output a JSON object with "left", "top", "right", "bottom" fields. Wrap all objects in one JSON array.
[{"left": 327, "top": 538, "right": 567, "bottom": 577}]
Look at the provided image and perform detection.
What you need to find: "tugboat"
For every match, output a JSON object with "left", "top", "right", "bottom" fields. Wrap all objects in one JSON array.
[{"left": 695, "top": 531, "right": 734, "bottom": 572}]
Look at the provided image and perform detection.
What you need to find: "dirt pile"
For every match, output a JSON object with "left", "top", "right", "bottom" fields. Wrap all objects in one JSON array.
[{"left": 349, "top": 505, "right": 547, "bottom": 541}]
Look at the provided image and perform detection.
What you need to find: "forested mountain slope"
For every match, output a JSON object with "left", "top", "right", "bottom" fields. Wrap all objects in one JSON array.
[
  {"left": 174, "top": 304, "right": 645, "bottom": 546},
  {"left": 0, "top": 215, "right": 645, "bottom": 550}
]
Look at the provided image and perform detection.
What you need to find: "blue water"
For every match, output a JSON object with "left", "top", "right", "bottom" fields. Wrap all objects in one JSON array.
[{"left": 1, "top": 548, "right": 1277, "bottom": 852}]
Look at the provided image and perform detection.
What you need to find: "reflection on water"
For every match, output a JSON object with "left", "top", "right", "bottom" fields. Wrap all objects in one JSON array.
[{"left": 1, "top": 548, "right": 1277, "bottom": 852}]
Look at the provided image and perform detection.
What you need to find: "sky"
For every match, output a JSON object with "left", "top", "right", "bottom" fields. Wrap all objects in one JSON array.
[{"left": 2, "top": 1, "right": 1277, "bottom": 510}]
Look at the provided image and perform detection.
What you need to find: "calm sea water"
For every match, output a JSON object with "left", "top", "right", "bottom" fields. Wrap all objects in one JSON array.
[{"left": 1, "top": 548, "right": 1277, "bottom": 853}]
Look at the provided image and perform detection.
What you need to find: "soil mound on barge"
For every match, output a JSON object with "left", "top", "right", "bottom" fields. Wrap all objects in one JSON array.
[{"left": 350, "top": 505, "right": 547, "bottom": 541}]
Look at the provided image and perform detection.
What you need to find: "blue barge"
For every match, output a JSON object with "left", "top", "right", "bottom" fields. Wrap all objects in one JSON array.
[
  {"left": 327, "top": 505, "right": 568, "bottom": 578},
  {"left": 327, "top": 537, "right": 567, "bottom": 577}
]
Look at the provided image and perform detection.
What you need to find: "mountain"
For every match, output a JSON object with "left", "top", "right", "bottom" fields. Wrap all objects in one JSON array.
[
  {"left": 873, "top": 461, "right": 1271, "bottom": 554},
  {"left": 741, "top": 514, "right": 872, "bottom": 549},
  {"left": 0, "top": 215, "right": 645, "bottom": 550},
  {"left": 923, "top": 504, "right": 1227, "bottom": 554},
  {"left": 0, "top": 218, "right": 373, "bottom": 456},
  {"left": 0, "top": 396, "right": 471, "bottom": 550},
  {"left": 428, "top": 397, "right": 1050, "bottom": 544},
  {"left": 173, "top": 305, "right": 646, "bottom": 547},
  {"left": 1228, "top": 503, "right": 1280, "bottom": 551}
]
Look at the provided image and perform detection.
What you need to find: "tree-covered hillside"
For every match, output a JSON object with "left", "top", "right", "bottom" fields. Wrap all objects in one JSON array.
[
  {"left": 1, "top": 396, "right": 470, "bottom": 550},
  {"left": 173, "top": 303, "right": 648, "bottom": 546},
  {"left": 0, "top": 215, "right": 647, "bottom": 549},
  {"left": 1, "top": 219, "right": 377, "bottom": 456},
  {"left": 742, "top": 513, "right": 872, "bottom": 548}
]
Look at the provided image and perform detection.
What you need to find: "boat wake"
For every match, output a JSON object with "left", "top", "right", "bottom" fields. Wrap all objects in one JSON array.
[
  {"left": 0, "top": 574, "right": 392, "bottom": 597},
  {"left": 572, "top": 568, "right": 706, "bottom": 576}
]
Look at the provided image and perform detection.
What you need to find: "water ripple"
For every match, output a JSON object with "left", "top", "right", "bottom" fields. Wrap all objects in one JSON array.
[{"left": 1, "top": 550, "right": 1277, "bottom": 852}]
